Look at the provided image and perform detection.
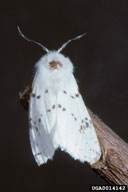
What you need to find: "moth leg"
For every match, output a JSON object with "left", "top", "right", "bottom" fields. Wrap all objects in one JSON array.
[
  {"left": 90, "top": 147, "right": 107, "bottom": 169},
  {"left": 19, "top": 85, "right": 32, "bottom": 110}
]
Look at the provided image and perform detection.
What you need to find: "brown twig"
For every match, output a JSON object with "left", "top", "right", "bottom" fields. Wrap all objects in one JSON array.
[
  {"left": 89, "top": 110, "right": 128, "bottom": 186},
  {"left": 19, "top": 86, "right": 128, "bottom": 187}
]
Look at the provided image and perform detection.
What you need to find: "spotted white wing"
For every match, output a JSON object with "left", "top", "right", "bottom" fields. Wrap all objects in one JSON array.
[
  {"left": 54, "top": 74, "right": 101, "bottom": 164},
  {"left": 29, "top": 73, "right": 101, "bottom": 165},
  {"left": 29, "top": 74, "right": 58, "bottom": 165}
]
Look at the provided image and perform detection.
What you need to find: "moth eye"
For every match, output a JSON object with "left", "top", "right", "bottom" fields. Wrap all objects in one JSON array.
[{"left": 49, "top": 61, "right": 57, "bottom": 68}]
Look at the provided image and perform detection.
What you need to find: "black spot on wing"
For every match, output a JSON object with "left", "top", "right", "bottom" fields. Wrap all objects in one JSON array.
[
  {"left": 45, "top": 90, "right": 48, "bottom": 93},
  {"left": 74, "top": 117, "right": 77, "bottom": 121},
  {"left": 63, "top": 90, "right": 67, "bottom": 94},
  {"left": 75, "top": 93, "right": 79, "bottom": 97},
  {"left": 79, "top": 117, "right": 92, "bottom": 133},
  {"left": 32, "top": 93, "right": 36, "bottom": 97},
  {"left": 52, "top": 104, "right": 55, "bottom": 109},
  {"left": 79, "top": 125, "right": 86, "bottom": 133},
  {"left": 70, "top": 95, "right": 75, "bottom": 99},
  {"left": 71, "top": 113, "right": 77, "bottom": 121},
  {"left": 86, "top": 122, "right": 89, "bottom": 128},
  {"left": 57, "top": 104, "right": 66, "bottom": 112}
]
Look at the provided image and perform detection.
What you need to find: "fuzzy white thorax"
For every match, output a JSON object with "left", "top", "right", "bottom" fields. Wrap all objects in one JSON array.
[{"left": 34, "top": 51, "right": 74, "bottom": 92}]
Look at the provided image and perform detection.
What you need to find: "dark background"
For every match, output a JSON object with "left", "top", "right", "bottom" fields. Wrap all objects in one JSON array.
[{"left": 1, "top": 0, "right": 128, "bottom": 191}]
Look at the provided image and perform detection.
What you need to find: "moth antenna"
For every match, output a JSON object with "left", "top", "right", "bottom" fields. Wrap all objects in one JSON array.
[
  {"left": 57, "top": 32, "right": 87, "bottom": 53},
  {"left": 17, "top": 26, "right": 49, "bottom": 53}
]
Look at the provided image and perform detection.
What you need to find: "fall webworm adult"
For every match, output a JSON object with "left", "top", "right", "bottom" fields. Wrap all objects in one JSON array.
[{"left": 18, "top": 27, "right": 101, "bottom": 165}]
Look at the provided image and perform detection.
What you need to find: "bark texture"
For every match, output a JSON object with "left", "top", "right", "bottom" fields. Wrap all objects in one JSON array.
[{"left": 89, "top": 110, "right": 128, "bottom": 186}]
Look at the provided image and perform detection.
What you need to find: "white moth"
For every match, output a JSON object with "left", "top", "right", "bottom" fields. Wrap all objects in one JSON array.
[{"left": 18, "top": 27, "right": 101, "bottom": 166}]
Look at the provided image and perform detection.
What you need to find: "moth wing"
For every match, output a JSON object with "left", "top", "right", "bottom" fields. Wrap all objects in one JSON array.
[
  {"left": 54, "top": 75, "right": 101, "bottom": 164},
  {"left": 29, "top": 78, "right": 57, "bottom": 166}
]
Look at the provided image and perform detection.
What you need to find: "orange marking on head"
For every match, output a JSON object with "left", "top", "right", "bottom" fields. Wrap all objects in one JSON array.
[
  {"left": 49, "top": 61, "right": 57, "bottom": 68},
  {"left": 49, "top": 61, "right": 62, "bottom": 69}
]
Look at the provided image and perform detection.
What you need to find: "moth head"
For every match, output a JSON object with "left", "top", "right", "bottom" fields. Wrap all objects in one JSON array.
[
  {"left": 49, "top": 61, "right": 57, "bottom": 69},
  {"left": 46, "top": 52, "right": 67, "bottom": 71},
  {"left": 49, "top": 60, "right": 63, "bottom": 70},
  {"left": 40, "top": 51, "right": 73, "bottom": 73}
]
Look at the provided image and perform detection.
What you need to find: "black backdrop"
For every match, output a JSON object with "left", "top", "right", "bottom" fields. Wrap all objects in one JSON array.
[{"left": 1, "top": 1, "right": 128, "bottom": 191}]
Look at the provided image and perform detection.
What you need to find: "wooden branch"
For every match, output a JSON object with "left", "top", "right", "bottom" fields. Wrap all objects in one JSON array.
[
  {"left": 89, "top": 110, "right": 128, "bottom": 186},
  {"left": 19, "top": 86, "right": 128, "bottom": 186}
]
